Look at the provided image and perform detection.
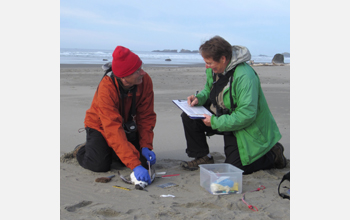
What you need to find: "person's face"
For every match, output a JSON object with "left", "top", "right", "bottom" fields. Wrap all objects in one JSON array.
[
  {"left": 203, "top": 56, "right": 228, "bottom": 74},
  {"left": 121, "top": 65, "right": 146, "bottom": 88}
]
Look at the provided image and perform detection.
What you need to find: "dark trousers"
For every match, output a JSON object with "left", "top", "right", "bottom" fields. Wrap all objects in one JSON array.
[
  {"left": 76, "top": 127, "right": 148, "bottom": 172},
  {"left": 181, "top": 112, "right": 275, "bottom": 175}
]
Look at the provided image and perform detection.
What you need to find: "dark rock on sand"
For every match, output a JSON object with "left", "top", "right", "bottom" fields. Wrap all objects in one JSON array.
[{"left": 272, "top": 54, "right": 284, "bottom": 64}]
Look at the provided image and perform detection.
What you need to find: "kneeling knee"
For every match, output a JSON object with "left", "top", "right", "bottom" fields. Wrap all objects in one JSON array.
[{"left": 82, "top": 161, "right": 111, "bottom": 173}]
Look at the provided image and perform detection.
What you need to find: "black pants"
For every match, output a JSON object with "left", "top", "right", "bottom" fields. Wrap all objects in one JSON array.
[
  {"left": 76, "top": 127, "right": 148, "bottom": 172},
  {"left": 181, "top": 112, "right": 275, "bottom": 175}
]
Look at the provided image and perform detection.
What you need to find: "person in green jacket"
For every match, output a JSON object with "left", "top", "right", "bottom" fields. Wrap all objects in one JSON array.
[{"left": 180, "top": 36, "right": 287, "bottom": 174}]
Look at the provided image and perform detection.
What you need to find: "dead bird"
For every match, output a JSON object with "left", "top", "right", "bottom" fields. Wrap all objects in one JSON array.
[{"left": 117, "top": 164, "right": 155, "bottom": 191}]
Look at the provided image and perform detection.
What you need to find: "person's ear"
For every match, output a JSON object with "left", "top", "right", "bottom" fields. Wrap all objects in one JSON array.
[{"left": 221, "top": 56, "right": 226, "bottom": 63}]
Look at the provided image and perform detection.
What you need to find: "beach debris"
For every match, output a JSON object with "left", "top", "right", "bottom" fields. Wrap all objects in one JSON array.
[
  {"left": 165, "top": 58, "right": 171, "bottom": 61},
  {"left": 157, "top": 182, "right": 178, "bottom": 189},
  {"left": 241, "top": 185, "right": 266, "bottom": 212},
  {"left": 95, "top": 175, "right": 115, "bottom": 183},
  {"left": 160, "top": 194, "right": 176, "bottom": 198}
]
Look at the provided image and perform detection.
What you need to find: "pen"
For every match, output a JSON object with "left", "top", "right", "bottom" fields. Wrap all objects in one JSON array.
[
  {"left": 147, "top": 161, "right": 151, "bottom": 178},
  {"left": 189, "top": 91, "right": 199, "bottom": 107}
]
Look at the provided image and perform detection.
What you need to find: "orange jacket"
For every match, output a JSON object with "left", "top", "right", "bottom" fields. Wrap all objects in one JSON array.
[{"left": 84, "top": 72, "right": 156, "bottom": 170}]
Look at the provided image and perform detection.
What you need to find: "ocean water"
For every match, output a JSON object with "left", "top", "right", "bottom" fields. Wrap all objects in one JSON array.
[{"left": 60, "top": 48, "right": 290, "bottom": 65}]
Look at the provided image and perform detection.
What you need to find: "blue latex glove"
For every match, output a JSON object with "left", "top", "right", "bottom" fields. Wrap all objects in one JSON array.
[
  {"left": 133, "top": 165, "right": 151, "bottom": 185},
  {"left": 141, "top": 148, "right": 156, "bottom": 165}
]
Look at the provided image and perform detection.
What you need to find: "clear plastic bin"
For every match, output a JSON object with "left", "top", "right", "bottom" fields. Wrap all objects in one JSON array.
[{"left": 199, "top": 163, "right": 243, "bottom": 195}]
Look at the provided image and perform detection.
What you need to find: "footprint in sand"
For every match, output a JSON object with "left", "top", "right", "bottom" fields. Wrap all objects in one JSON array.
[
  {"left": 91, "top": 208, "right": 122, "bottom": 217},
  {"left": 65, "top": 200, "right": 92, "bottom": 212}
]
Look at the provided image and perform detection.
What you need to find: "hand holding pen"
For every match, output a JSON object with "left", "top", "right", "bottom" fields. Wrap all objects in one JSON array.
[
  {"left": 141, "top": 148, "right": 156, "bottom": 165},
  {"left": 187, "top": 91, "right": 199, "bottom": 107}
]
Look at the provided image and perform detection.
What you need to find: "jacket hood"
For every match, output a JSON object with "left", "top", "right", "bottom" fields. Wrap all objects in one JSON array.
[
  {"left": 225, "top": 45, "right": 251, "bottom": 74},
  {"left": 102, "top": 62, "right": 112, "bottom": 71}
]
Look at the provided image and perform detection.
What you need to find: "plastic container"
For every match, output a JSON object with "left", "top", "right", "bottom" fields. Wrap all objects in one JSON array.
[{"left": 199, "top": 163, "right": 243, "bottom": 195}]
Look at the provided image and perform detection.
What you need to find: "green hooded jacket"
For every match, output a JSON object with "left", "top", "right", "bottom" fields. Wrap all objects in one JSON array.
[{"left": 196, "top": 46, "right": 282, "bottom": 166}]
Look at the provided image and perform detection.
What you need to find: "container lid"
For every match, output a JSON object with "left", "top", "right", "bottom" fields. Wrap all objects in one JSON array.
[{"left": 199, "top": 163, "right": 244, "bottom": 173}]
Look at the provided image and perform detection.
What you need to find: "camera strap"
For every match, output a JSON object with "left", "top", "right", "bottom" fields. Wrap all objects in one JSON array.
[
  {"left": 110, "top": 73, "right": 137, "bottom": 123},
  {"left": 97, "top": 66, "right": 137, "bottom": 124},
  {"left": 210, "top": 66, "right": 237, "bottom": 112},
  {"left": 129, "top": 86, "right": 137, "bottom": 121},
  {"left": 229, "top": 71, "right": 234, "bottom": 111}
]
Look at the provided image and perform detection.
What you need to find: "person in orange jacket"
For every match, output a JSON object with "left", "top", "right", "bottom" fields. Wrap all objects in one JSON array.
[{"left": 73, "top": 46, "right": 157, "bottom": 185}]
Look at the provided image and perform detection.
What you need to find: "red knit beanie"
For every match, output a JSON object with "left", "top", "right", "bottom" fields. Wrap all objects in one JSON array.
[{"left": 112, "top": 46, "right": 142, "bottom": 78}]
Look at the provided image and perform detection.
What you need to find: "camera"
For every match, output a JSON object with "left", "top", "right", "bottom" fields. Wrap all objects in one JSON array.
[
  {"left": 216, "top": 107, "right": 230, "bottom": 117},
  {"left": 123, "top": 121, "right": 138, "bottom": 141},
  {"left": 216, "top": 107, "right": 233, "bottom": 136}
]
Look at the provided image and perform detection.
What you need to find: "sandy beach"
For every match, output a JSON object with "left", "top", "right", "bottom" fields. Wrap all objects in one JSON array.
[{"left": 60, "top": 63, "right": 290, "bottom": 219}]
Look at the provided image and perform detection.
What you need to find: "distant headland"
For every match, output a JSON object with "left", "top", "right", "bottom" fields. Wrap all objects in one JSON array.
[
  {"left": 152, "top": 49, "right": 199, "bottom": 53},
  {"left": 258, "top": 52, "right": 290, "bottom": 57},
  {"left": 281, "top": 52, "right": 290, "bottom": 57}
]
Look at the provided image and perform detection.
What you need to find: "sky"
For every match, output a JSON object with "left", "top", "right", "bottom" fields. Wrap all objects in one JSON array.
[{"left": 60, "top": 0, "right": 290, "bottom": 56}]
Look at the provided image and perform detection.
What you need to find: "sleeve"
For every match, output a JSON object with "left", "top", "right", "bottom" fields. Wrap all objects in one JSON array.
[
  {"left": 211, "top": 69, "right": 259, "bottom": 132},
  {"left": 135, "top": 73, "right": 157, "bottom": 150},
  {"left": 97, "top": 77, "right": 141, "bottom": 170}
]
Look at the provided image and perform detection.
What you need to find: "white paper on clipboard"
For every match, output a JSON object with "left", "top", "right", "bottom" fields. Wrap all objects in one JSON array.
[{"left": 172, "top": 99, "right": 213, "bottom": 119}]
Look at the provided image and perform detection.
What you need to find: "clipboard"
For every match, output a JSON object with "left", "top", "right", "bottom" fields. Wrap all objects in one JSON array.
[{"left": 172, "top": 99, "right": 213, "bottom": 119}]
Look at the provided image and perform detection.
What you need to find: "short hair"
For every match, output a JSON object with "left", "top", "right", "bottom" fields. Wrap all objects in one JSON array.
[{"left": 199, "top": 36, "right": 232, "bottom": 62}]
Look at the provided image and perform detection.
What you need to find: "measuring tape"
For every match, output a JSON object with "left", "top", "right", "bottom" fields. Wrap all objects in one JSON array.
[{"left": 113, "top": 185, "right": 131, "bottom": 191}]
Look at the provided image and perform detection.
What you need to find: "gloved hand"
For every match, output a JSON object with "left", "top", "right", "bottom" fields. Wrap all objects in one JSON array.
[
  {"left": 142, "top": 148, "right": 156, "bottom": 165},
  {"left": 133, "top": 165, "right": 151, "bottom": 185}
]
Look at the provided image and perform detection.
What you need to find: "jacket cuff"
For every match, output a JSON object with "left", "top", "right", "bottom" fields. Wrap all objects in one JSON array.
[
  {"left": 196, "top": 94, "right": 205, "bottom": 106},
  {"left": 211, "top": 116, "right": 218, "bottom": 130},
  {"left": 129, "top": 161, "right": 142, "bottom": 170}
]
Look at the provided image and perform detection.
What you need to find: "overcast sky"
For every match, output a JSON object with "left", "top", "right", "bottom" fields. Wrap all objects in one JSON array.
[{"left": 60, "top": 0, "right": 290, "bottom": 56}]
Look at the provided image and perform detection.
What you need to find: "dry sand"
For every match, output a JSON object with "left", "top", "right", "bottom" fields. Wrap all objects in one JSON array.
[{"left": 60, "top": 64, "right": 290, "bottom": 219}]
